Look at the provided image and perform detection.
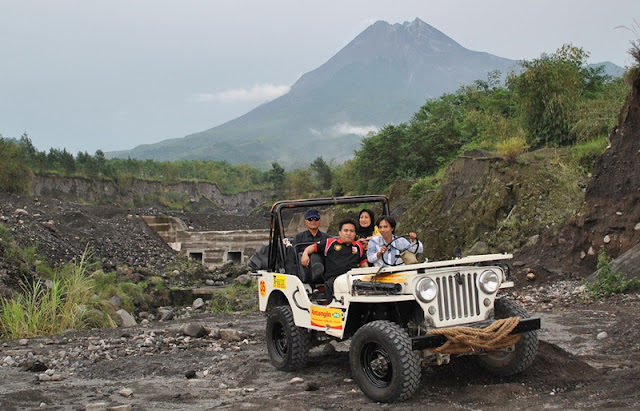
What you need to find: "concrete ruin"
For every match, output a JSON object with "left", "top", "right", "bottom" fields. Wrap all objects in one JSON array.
[
  {"left": 142, "top": 208, "right": 342, "bottom": 269},
  {"left": 142, "top": 215, "right": 269, "bottom": 269}
]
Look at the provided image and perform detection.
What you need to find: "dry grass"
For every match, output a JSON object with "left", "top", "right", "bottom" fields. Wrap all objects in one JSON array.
[{"left": 497, "top": 135, "right": 529, "bottom": 163}]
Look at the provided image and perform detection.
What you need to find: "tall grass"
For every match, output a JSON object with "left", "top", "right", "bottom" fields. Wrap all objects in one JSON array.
[
  {"left": 571, "top": 136, "right": 609, "bottom": 174},
  {"left": 0, "top": 251, "right": 108, "bottom": 339},
  {"left": 497, "top": 134, "right": 529, "bottom": 163},
  {"left": 408, "top": 165, "right": 448, "bottom": 200}
]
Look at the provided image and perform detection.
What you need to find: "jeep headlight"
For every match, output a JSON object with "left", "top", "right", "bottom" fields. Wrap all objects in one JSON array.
[
  {"left": 416, "top": 277, "right": 437, "bottom": 303},
  {"left": 479, "top": 269, "right": 500, "bottom": 294}
]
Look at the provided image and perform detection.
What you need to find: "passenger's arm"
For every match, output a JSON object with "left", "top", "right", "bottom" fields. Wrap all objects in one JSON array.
[
  {"left": 408, "top": 232, "right": 423, "bottom": 254},
  {"left": 367, "top": 237, "right": 387, "bottom": 264},
  {"left": 300, "top": 244, "right": 316, "bottom": 267}
]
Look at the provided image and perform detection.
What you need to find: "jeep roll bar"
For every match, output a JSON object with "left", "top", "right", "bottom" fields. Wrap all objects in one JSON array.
[{"left": 267, "top": 195, "right": 391, "bottom": 272}]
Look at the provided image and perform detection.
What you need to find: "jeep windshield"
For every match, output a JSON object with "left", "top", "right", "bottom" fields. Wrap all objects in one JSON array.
[{"left": 267, "top": 195, "right": 390, "bottom": 272}]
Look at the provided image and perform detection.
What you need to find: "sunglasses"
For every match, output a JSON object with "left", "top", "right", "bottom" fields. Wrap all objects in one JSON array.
[{"left": 306, "top": 217, "right": 320, "bottom": 221}]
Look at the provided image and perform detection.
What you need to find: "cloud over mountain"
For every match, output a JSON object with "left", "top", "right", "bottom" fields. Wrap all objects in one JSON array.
[{"left": 195, "top": 83, "right": 291, "bottom": 103}]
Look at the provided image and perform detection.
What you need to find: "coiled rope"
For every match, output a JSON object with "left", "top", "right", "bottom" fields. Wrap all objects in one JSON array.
[{"left": 427, "top": 316, "right": 522, "bottom": 355}]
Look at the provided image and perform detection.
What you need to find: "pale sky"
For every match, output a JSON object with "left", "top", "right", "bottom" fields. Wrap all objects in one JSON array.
[{"left": 1, "top": 0, "right": 638, "bottom": 155}]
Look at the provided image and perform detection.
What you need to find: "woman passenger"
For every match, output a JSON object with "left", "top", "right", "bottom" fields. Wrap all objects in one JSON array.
[{"left": 356, "top": 209, "right": 380, "bottom": 250}]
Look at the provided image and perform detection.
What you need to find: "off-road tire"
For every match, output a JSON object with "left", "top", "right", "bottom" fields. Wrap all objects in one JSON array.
[
  {"left": 266, "top": 305, "right": 311, "bottom": 371},
  {"left": 477, "top": 297, "right": 539, "bottom": 376},
  {"left": 349, "top": 320, "right": 421, "bottom": 403}
]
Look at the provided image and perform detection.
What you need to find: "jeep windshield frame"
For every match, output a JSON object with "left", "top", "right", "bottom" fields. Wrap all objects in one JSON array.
[{"left": 267, "top": 195, "right": 390, "bottom": 272}]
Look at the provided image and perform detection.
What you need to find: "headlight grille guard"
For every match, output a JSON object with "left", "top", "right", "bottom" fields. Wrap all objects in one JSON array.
[{"left": 352, "top": 279, "right": 403, "bottom": 294}]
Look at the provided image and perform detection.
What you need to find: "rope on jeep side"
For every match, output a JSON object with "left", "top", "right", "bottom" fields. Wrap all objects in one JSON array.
[{"left": 427, "top": 316, "right": 522, "bottom": 355}]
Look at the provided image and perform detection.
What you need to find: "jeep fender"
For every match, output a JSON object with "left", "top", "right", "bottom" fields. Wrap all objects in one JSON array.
[{"left": 258, "top": 271, "right": 349, "bottom": 338}]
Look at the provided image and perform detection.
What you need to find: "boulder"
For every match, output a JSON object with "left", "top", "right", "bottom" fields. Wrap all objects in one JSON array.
[{"left": 115, "top": 309, "right": 137, "bottom": 327}]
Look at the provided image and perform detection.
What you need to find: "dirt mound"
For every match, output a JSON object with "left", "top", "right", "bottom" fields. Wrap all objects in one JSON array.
[{"left": 0, "top": 194, "right": 176, "bottom": 272}]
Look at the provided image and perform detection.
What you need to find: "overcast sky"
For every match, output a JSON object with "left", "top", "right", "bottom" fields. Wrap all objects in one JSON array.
[{"left": 1, "top": 0, "right": 639, "bottom": 155}]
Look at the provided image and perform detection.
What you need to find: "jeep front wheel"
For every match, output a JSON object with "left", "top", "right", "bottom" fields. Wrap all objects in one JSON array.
[
  {"left": 477, "top": 297, "right": 539, "bottom": 376},
  {"left": 266, "top": 305, "right": 310, "bottom": 371},
  {"left": 349, "top": 320, "right": 421, "bottom": 403}
]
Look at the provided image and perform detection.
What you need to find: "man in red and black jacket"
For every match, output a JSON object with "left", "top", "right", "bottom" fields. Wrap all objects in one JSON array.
[{"left": 301, "top": 218, "right": 368, "bottom": 300}]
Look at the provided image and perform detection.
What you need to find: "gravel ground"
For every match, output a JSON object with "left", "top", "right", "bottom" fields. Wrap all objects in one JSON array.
[
  {"left": 1, "top": 193, "right": 639, "bottom": 409},
  {"left": 0, "top": 289, "right": 638, "bottom": 410}
]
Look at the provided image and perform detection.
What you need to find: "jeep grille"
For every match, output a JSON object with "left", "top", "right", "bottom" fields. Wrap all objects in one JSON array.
[{"left": 435, "top": 272, "right": 481, "bottom": 321}]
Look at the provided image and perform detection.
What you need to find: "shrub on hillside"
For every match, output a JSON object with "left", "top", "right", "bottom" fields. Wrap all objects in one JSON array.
[
  {"left": 0, "top": 138, "right": 32, "bottom": 194},
  {"left": 586, "top": 249, "right": 640, "bottom": 299},
  {"left": 571, "top": 136, "right": 609, "bottom": 174},
  {"left": 497, "top": 135, "right": 529, "bottom": 163}
]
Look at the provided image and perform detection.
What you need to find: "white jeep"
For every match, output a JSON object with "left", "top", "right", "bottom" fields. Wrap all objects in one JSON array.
[{"left": 254, "top": 195, "right": 540, "bottom": 403}]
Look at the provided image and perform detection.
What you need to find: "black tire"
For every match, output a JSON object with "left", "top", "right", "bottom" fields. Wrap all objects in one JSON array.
[
  {"left": 349, "top": 321, "right": 421, "bottom": 403},
  {"left": 266, "top": 305, "right": 310, "bottom": 371},
  {"left": 477, "top": 297, "right": 539, "bottom": 376}
]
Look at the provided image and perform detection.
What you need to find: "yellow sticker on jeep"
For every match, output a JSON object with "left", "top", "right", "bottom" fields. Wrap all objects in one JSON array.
[
  {"left": 259, "top": 280, "right": 267, "bottom": 297},
  {"left": 273, "top": 274, "right": 287, "bottom": 289},
  {"left": 360, "top": 273, "right": 411, "bottom": 283},
  {"left": 310, "top": 306, "right": 343, "bottom": 330}
]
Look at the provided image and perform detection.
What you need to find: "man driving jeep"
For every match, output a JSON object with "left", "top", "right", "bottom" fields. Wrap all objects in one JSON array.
[{"left": 367, "top": 215, "right": 423, "bottom": 267}]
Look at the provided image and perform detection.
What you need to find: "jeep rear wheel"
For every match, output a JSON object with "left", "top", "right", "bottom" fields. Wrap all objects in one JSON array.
[
  {"left": 477, "top": 298, "right": 539, "bottom": 376},
  {"left": 349, "top": 320, "right": 421, "bottom": 403},
  {"left": 266, "top": 305, "right": 310, "bottom": 371}
]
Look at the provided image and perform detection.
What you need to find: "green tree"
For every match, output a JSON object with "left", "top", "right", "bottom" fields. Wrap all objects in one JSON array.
[
  {"left": 353, "top": 92, "right": 468, "bottom": 193},
  {"left": 509, "top": 45, "right": 589, "bottom": 148},
  {"left": 285, "top": 169, "right": 314, "bottom": 198},
  {"left": 18, "top": 133, "right": 37, "bottom": 164},
  {"left": 310, "top": 156, "right": 332, "bottom": 191},
  {"left": 267, "top": 162, "right": 285, "bottom": 188},
  {"left": 353, "top": 124, "right": 410, "bottom": 193},
  {"left": 59, "top": 149, "right": 76, "bottom": 174},
  {"left": 331, "top": 160, "right": 358, "bottom": 196},
  {"left": 94, "top": 149, "right": 114, "bottom": 178},
  {"left": 570, "top": 76, "right": 629, "bottom": 143},
  {"left": 0, "top": 138, "right": 32, "bottom": 193}
]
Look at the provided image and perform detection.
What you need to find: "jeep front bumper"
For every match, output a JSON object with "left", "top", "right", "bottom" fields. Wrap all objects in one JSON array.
[{"left": 411, "top": 317, "right": 541, "bottom": 350}]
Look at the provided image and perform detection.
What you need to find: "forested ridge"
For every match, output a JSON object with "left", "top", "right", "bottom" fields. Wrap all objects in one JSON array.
[{"left": 0, "top": 45, "right": 631, "bottom": 204}]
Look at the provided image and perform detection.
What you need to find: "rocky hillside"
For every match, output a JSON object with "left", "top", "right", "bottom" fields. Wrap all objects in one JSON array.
[
  {"left": 398, "top": 148, "right": 585, "bottom": 262},
  {"left": 517, "top": 67, "right": 640, "bottom": 280},
  {"left": 31, "top": 174, "right": 268, "bottom": 215},
  {"left": 2, "top": 67, "right": 639, "bottom": 301},
  {"left": 396, "top": 67, "right": 640, "bottom": 286}
]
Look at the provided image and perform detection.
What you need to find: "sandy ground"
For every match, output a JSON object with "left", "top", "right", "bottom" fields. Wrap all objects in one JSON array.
[{"left": 0, "top": 293, "right": 638, "bottom": 411}]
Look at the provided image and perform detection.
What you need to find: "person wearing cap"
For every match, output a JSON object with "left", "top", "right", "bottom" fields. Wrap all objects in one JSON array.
[{"left": 293, "top": 209, "right": 329, "bottom": 245}]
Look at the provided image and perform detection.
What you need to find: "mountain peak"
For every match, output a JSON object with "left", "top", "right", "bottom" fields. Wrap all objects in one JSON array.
[
  {"left": 109, "top": 18, "right": 517, "bottom": 168},
  {"left": 349, "top": 18, "right": 464, "bottom": 59},
  {"left": 402, "top": 17, "right": 434, "bottom": 30}
]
